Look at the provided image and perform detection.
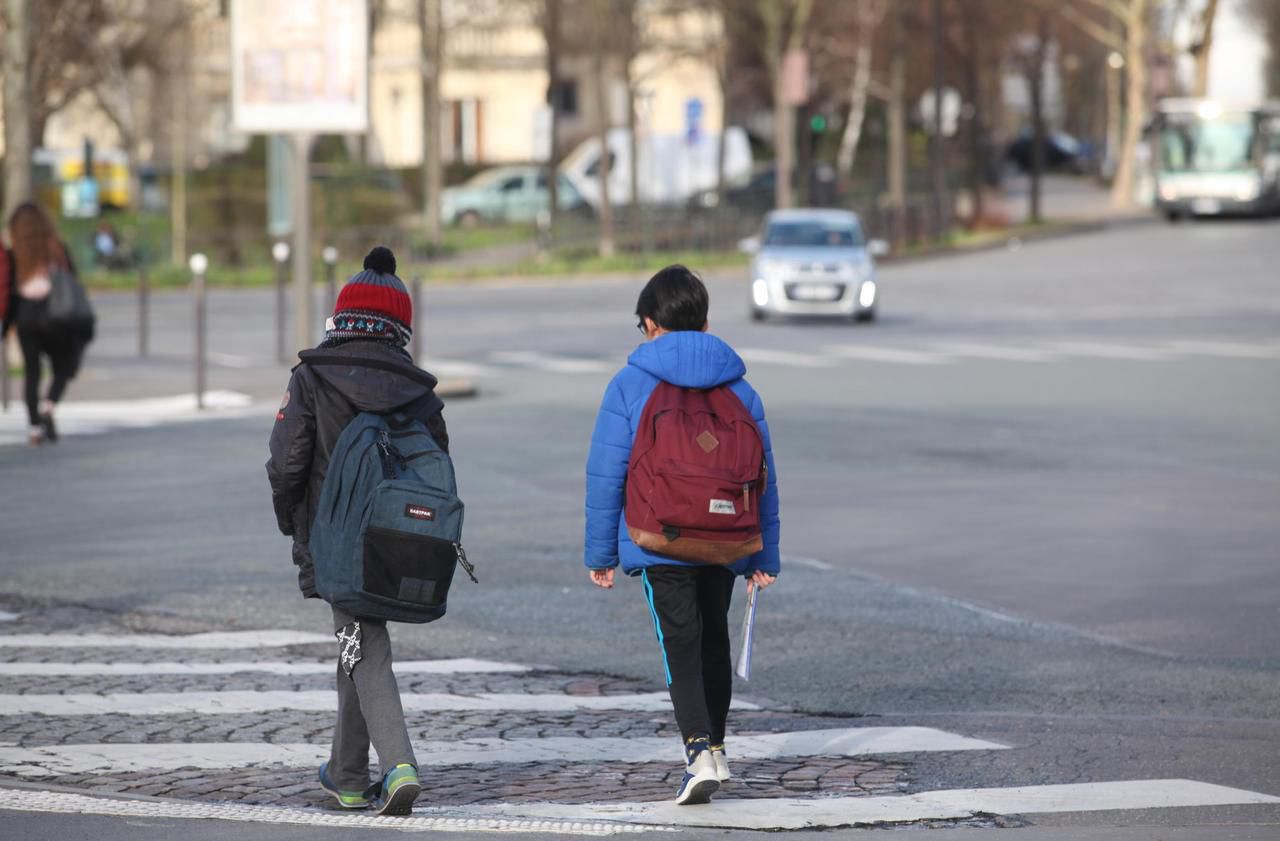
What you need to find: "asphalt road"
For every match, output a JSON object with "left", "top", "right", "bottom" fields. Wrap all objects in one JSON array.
[{"left": 1, "top": 216, "right": 1278, "bottom": 837}]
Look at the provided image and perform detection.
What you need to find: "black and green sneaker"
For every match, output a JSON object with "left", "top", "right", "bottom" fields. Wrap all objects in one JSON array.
[{"left": 318, "top": 762, "right": 372, "bottom": 810}]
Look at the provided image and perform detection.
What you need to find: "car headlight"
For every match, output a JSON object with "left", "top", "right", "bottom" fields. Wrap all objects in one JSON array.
[
  {"left": 858, "top": 280, "right": 877, "bottom": 308},
  {"left": 752, "top": 278, "right": 770, "bottom": 307},
  {"left": 1235, "top": 178, "right": 1261, "bottom": 201}
]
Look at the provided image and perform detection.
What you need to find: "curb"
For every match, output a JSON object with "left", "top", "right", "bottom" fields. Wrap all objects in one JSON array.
[
  {"left": 877, "top": 213, "right": 1155, "bottom": 267},
  {"left": 436, "top": 379, "right": 479, "bottom": 400}
]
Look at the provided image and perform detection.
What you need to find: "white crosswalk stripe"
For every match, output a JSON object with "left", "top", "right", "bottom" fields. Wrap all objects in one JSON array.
[
  {"left": 0, "top": 728, "right": 1004, "bottom": 776},
  {"left": 1, "top": 625, "right": 1276, "bottom": 833},
  {"left": 0, "top": 391, "right": 261, "bottom": 448}
]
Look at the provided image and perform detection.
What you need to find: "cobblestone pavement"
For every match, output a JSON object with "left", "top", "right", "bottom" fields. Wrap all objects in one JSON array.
[{"left": 0, "top": 598, "right": 910, "bottom": 813}]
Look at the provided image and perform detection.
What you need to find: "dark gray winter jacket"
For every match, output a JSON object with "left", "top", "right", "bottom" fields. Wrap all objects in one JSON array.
[{"left": 266, "top": 340, "right": 448, "bottom": 597}]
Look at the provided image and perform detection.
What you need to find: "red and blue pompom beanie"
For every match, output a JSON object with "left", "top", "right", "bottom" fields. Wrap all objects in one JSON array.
[{"left": 325, "top": 246, "right": 413, "bottom": 347}]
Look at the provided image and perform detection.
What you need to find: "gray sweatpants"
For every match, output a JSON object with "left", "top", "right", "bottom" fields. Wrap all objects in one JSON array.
[{"left": 329, "top": 606, "right": 417, "bottom": 791}]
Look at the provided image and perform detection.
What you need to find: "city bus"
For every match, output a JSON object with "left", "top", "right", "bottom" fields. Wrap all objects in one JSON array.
[{"left": 1151, "top": 98, "right": 1280, "bottom": 220}]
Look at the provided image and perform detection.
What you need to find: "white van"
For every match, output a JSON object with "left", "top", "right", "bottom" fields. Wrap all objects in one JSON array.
[{"left": 560, "top": 127, "right": 753, "bottom": 209}]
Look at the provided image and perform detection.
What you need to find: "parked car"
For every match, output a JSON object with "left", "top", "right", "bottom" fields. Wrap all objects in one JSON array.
[
  {"left": 741, "top": 209, "right": 888, "bottom": 322},
  {"left": 441, "top": 166, "right": 586, "bottom": 226},
  {"left": 1006, "top": 129, "right": 1089, "bottom": 174}
]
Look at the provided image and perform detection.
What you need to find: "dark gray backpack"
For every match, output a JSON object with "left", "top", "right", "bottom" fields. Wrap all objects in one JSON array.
[{"left": 310, "top": 410, "right": 474, "bottom": 623}]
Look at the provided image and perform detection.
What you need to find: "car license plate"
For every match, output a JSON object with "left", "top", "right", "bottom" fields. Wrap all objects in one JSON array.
[
  {"left": 793, "top": 284, "right": 840, "bottom": 301},
  {"left": 1191, "top": 198, "right": 1222, "bottom": 214}
]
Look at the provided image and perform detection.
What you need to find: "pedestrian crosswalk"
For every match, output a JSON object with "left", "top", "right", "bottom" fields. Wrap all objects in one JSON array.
[
  {"left": 0, "top": 391, "right": 258, "bottom": 448},
  {"left": 0, "top": 623, "right": 1275, "bottom": 833},
  {"left": 426, "top": 337, "right": 1280, "bottom": 380}
]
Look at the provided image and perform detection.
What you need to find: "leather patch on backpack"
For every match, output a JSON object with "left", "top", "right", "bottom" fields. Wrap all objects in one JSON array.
[
  {"left": 696, "top": 430, "right": 719, "bottom": 453},
  {"left": 405, "top": 504, "right": 436, "bottom": 521}
]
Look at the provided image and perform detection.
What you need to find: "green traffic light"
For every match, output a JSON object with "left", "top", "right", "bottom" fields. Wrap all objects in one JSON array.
[{"left": 810, "top": 114, "right": 827, "bottom": 133}]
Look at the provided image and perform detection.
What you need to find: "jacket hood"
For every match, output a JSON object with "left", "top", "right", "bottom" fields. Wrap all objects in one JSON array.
[
  {"left": 297, "top": 341, "right": 442, "bottom": 415},
  {"left": 627, "top": 331, "right": 746, "bottom": 389}
]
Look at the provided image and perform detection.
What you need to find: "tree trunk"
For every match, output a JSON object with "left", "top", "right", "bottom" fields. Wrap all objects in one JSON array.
[
  {"left": 3, "top": 0, "right": 33, "bottom": 220},
  {"left": 929, "top": 0, "right": 946, "bottom": 237},
  {"left": 1028, "top": 12, "right": 1051, "bottom": 225},
  {"left": 961, "top": 1, "right": 985, "bottom": 225},
  {"left": 1111, "top": 0, "right": 1148, "bottom": 209},
  {"left": 836, "top": 0, "right": 882, "bottom": 178},
  {"left": 774, "top": 63, "right": 795, "bottom": 210},
  {"left": 593, "top": 35, "right": 615, "bottom": 258},
  {"left": 1193, "top": 0, "right": 1219, "bottom": 97},
  {"left": 714, "top": 62, "right": 729, "bottom": 206},
  {"left": 543, "top": 0, "right": 561, "bottom": 232},
  {"left": 420, "top": 0, "right": 443, "bottom": 247},
  {"left": 886, "top": 1, "right": 907, "bottom": 242}
]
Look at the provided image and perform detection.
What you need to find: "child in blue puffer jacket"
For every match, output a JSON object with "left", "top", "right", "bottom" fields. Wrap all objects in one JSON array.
[{"left": 584, "top": 265, "right": 780, "bottom": 805}]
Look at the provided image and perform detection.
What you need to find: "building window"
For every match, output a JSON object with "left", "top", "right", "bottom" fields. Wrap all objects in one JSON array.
[{"left": 553, "top": 80, "right": 578, "bottom": 117}]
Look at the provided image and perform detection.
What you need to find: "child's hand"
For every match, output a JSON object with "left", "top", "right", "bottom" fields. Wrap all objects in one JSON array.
[
  {"left": 589, "top": 568, "right": 616, "bottom": 589},
  {"left": 747, "top": 571, "right": 776, "bottom": 594}
]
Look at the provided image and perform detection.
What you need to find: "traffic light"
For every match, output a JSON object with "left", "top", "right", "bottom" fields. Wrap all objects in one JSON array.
[{"left": 810, "top": 114, "right": 828, "bottom": 134}]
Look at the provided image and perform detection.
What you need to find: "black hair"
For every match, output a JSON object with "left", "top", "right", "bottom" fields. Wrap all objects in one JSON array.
[{"left": 635, "top": 265, "right": 709, "bottom": 332}]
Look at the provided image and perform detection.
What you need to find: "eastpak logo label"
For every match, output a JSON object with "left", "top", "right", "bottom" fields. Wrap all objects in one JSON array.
[
  {"left": 709, "top": 499, "right": 737, "bottom": 515},
  {"left": 405, "top": 504, "right": 437, "bottom": 521}
]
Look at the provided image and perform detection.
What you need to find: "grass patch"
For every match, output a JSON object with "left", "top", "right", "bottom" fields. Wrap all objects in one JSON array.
[{"left": 426, "top": 248, "right": 749, "bottom": 280}]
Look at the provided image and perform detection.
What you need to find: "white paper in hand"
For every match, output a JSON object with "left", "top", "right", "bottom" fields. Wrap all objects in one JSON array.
[{"left": 735, "top": 583, "right": 760, "bottom": 680}]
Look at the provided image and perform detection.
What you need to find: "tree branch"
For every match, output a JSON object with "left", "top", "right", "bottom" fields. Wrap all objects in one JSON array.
[{"left": 1056, "top": 1, "right": 1125, "bottom": 52}]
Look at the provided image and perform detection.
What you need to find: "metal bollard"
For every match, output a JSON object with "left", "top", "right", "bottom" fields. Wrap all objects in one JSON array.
[
  {"left": 190, "top": 253, "right": 208, "bottom": 410},
  {"left": 138, "top": 267, "right": 150, "bottom": 358},
  {"left": 272, "top": 242, "right": 290, "bottom": 364},
  {"left": 323, "top": 246, "right": 339, "bottom": 316},
  {"left": 1, "top": 329, "right": 9, "bottom": 412},
  {"left": 410, "top": 275, "right": 422, "bottom": 364}
]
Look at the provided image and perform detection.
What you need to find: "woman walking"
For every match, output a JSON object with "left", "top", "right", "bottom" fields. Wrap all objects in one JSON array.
[{"left": 3, "top": 202, "right": 94, "bottom": 446}]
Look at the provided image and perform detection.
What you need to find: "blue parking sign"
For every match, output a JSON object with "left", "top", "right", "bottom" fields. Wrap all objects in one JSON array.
[{"left": 685, "top": 97, "right": 704, "bottom": 145}]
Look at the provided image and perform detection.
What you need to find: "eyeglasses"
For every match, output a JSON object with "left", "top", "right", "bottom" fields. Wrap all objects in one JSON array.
[{"left": 637, "top": 319, "right": 647, "bottom": 334}]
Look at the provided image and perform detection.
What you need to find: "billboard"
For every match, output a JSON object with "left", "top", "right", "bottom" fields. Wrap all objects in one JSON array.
[{"left": 231, "top": 0, "right": 368, "bottom": 134}]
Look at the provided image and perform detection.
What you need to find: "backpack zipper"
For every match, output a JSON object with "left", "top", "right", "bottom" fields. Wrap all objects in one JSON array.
[{"left": 456, "top": 544, "right": 478, "bottom": 583}]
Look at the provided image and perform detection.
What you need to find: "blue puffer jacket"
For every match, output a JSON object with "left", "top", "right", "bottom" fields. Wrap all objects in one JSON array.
[{"left": 584, "top": 331, "right": 781, "bottom": 577}]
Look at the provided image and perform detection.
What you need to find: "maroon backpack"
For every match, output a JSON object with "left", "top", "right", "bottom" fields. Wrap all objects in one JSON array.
[{"left": 625, "top": 382, "right": 767, "bottom": 565}]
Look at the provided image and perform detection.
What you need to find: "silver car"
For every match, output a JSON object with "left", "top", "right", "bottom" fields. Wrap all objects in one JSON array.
[{"left": 741, "top": 209, "right": 887, "bottom": 322}]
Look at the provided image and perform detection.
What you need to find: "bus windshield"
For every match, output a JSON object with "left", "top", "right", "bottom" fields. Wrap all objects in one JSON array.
[{"left": 1159, "top": 114, "right": 1257, "bottom": 173}]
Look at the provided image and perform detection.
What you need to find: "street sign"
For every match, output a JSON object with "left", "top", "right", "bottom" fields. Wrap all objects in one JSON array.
[
  {"left": 919, "top": 86, "right": 963, "bottom": 137},
  {"left": 685, "top": 97, "right": 704, "bottom": 146},
  {"left": 231, "top": 0, "right": 369, "bottom": 134}
]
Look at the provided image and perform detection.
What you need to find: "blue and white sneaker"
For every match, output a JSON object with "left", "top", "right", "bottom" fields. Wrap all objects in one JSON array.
[
  {"left": 318, "top": 762, "right": 372, "bottom": 810},
  {"left": 675, "top": 737, "right": 720, "bottom": 805},
  {"left": 710, "top": 743, "right": 731, "bottom": 782}
]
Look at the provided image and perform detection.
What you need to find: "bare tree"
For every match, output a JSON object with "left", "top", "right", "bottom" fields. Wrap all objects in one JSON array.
[
  {"left": 1056, "top": 0, "right": 1152, "bottom": 208},
  {"left": 835, "top": 0, "right": 888, "bottom": 178},
  {"left": 759, "top": 0, "right": 813, "bottom": 209},
  {"left": 2, "top": 0, "right": 32, "bottom": 217},
  {"left": 885, "top": 0, "right": 907, "bottom": 234},
  {"left": 1189, "top": 0, "right": 1219, "bottom": 97},
  {"left": 591, "top": 0, "right": 616, "bottom": 257}
]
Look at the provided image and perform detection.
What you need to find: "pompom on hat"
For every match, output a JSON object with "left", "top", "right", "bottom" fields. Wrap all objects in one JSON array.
[{"left": 324, "top": 246, "right": 413, "bottom": 347}]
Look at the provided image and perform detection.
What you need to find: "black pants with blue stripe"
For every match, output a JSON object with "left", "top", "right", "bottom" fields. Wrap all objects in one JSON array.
[{"left": 641, "top": 564, "right": 737, "bottom": 745}]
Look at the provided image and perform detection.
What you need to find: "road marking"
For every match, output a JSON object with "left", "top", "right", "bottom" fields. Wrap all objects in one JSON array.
[
  {"left": 0, "top": 727, "right": 1003, "bottom": 775},
  {"left": 0, "top": 630, "right": 334, "bottom": 649},
  {"left": 738, "top": 348, "right": 836, "bottom": 368},
  {"left": 206, "top": 353, "right": 257, "bottom": 369},
  {"left": 0, "top": 690, "right": 758, "bottom": 716},
  {"left": 782, "top": 555, "right": 835, "bottom": 571},
  {"left": 1159, "top": 339, "right": 1280, "bottom": 359},
  {"left": 1043, "top": 341, "right": 1173, "bottom": 361},
  {"left": 490, "top": 351, "right": 612, "bottom": 374},
  {"left": 420, "top": 357, "right": 506, "bottom": 379},
  {"left": 0, "top": 611, "right": 17, "bottom": 623},
  {"left": 0, "top": 788, "right": 667, "bottom": 836},
  {"left": 826, "top": 345, "right": 950, "bottom": 365},
  {"left": 929, "top": 342, "right": 1060, "bottom": 363},
  {"left": 465, "top": 780, "right": 1280, "bottom": 830},
  {"left": 0, "top": 658, "right": 530, "bottom": 677}
]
